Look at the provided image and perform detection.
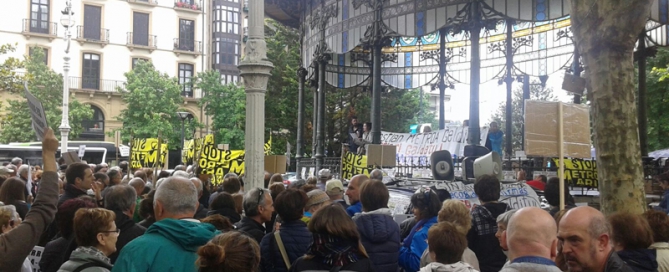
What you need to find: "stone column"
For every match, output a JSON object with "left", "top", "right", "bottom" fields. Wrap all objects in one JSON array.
[
  {"left": 296, "top": 67, "right": 307, "bottom": 179},
  {"left": 238, "top": 0, "right": 273, "bottom": 189}
]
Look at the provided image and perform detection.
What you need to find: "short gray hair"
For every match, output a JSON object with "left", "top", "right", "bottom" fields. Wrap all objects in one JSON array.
[
  {"left": 243, "top": 188, "right": 270, "bottom": 217},
  {"left": 18, "top": 165, "right": 30, "bottom": 176},
  {"left": 154, "top": 177, "right": 198, "bottom": 214},
  {"left": 370, "top": 169, "right": 384, "bottom": 180},
  {"left": 496, "top": 209, "right": 518, "bottom": 228},
  {"left": 129, "top": 178, "right": 145, "bottom": 190},
  {"left": 172, "top": 170, "right": 190, "bottom": 178},
  {"left": 11, "top": 157, "right": 22, "bottom": 165},
  {"left": 190, "top": 177, "right": 203, "bottom": 196},
  {"left": 105, "top": 185, "right": 137, "bottom": 212}
]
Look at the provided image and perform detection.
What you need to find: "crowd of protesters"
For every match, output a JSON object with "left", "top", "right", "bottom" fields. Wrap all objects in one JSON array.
[{"left": 2, "top": 129, "right": 669, "bottom": 272}]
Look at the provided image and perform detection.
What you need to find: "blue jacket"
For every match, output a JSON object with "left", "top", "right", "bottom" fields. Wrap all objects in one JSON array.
[
  {"left": 656, "top": 190, "right": 669, "bottom": 214},
  {"left": 112, "top": 218, "right": 218, "bottom": 272},
  {"left": 354, "top": 208, "right": 400, "bottom": 272},
  {"left": 260, "top": 220, "right": 312, "bottom": 272},
  {"left": 347, "top": 201, "right": 363, "bottom": 217},
  {"left": 399, "top": 216, "right": 438, "bottom": 272}
]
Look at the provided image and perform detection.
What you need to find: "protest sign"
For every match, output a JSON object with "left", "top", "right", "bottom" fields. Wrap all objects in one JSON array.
[
  {"left": 29, "top": 246, "right": 44, "bottom": 272},
  {"left": 24, "top": 82, "right": 48, "bottom": 141},
  {"left": 182, "top": 138, "right": 204, "bottom": 165},
  {"left": 198, "top": 135, "right": 272, "bottom": 185},
  {"left": 552, "top": 158, "right": 598, "bottom": 188},
  {"left": 340, "top": 151, "right": 373, "bottom": 180},
  {"left": 380, "top": 126, "right": 489, "bottom": 166},
  {"left": 130, "top": 138, "right": 168, "bottom": 169},
  {"left": 434, "top": 181, "right": 541, "bottom": 210}
]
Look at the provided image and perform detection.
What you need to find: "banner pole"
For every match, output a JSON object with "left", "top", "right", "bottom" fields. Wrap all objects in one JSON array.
[{"left": 558, "top": 102, "right": 565, "bottom": 211}]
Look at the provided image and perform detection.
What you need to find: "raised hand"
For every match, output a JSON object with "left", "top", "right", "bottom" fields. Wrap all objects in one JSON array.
[{"left": 42, "top": 128, "right": 58, "bottom": 154}]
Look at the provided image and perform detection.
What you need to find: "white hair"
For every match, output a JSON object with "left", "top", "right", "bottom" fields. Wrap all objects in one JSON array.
[
  {"left": 18, "top": 165, "right": 30, "bottom": 176},
  {"left": 172, "top": 170, "right": 190, "bottom": 178},
  {"left": 154, "top": 177, "right": 198, "bottom": 215}
]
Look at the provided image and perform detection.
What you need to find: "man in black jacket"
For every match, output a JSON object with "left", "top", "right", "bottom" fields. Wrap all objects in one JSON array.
[
  {"left": 235, "top": 188, "right": 274, "bottom": 243},
  {"left": 58, "top": 162, "right": 96, "bottom": 207},
  {"left": 104, "top": 185, "right": 146, "bottom": 263}
]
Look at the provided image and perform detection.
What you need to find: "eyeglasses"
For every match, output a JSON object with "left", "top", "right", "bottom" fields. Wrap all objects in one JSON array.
[
  {"left": 256, "top": 187, "right": 265, "bottom": 206},
  {"left": 100, "top": 229, "right": 120, "bottom": 234}
]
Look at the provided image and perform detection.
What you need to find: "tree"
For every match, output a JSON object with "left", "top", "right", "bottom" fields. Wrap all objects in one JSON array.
[
  {"left": 491, "top": 81, "right": 557, "bottom": 156},
  {"left": 0, "top": 44, "right": 24, "bottom": 94},
  {"left": 570, "top": 0, "right": 652, "bottom": 214},
  {"left": 198, "top": 70, "right": 246, "bottom": 149},
  {"left": 644, "top": 49, "right": 669, "bottom": 151},
  {"left": 0, "top": 48, "right": 93, "bottom": 143},
  {"left": 115, "top": 60, "right": 185, "bottom": 149}
]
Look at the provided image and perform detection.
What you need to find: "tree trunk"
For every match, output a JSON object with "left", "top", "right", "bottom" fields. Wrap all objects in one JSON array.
[{"left": 570, "top": 0, "right": 652, "bottom": 214}]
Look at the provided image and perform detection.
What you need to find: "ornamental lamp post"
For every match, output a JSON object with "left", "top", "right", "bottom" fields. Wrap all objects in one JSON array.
[
  {"left": 59, "top": 0, "right": 75, "bottom": 155},
  {"left": 177, "top": 111, "right": 194, "bottom": 160}
]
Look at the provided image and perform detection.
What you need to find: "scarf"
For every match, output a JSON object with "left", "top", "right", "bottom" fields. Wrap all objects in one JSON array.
[
  {"left": 75, "top": 246, "right": 111, "bottom": 265},
  {"left": 309, "top": 233, "right": 361, "bottom": 267},
  {"left": 402, "top": 218, "right": 429, "bottom": 248}
]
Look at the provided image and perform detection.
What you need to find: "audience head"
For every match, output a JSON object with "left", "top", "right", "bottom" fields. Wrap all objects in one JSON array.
[
  {"left": 345, "top": 174, "right": 369, "bottom": 204},
  {"left": 305, "top": 176, "right": 318, "bottom": 186},
  {"left": 428, "top": 221, "right": 467, "bottom": 265},
  {"left": 210, "top": 192, "right": 236, "bottom": 212},
  {"left": 438, "top": 199, "right": 472, "bottom": 235},
  {"left": 369, "top": 169, "right": 384, "bottom": 180},
  {"left": 153, "top": 177, "right": 199, "bottom": 221},
  {"left": 643, "top": 210, "right": 669, "bottom": 244},
  {"left": 172, "top": 170, "right": 190, "bottom": 179},
  {"left": 264, "top": 171, "right": 272, "bottom": 188},
  {"left": 0, "top": 177, "right": 26, "bottom": 204},
  {"left": 410, "top": 187, "right": 441, "bottom": 221},
  {"left": 288, "top": 179, "right": 306, "bottom": 190},
  {"left": 305, "top": 189, "right": 331, "bottom": 214},
  {"left": 10, "top": 157, "right": 22, "bottom": 167},
  {"left": 0, "top": 205, "right": 18, "bottom": 234},
  {"left": 104, "top": 185, "right": 137, "bottom": 214},
  {"left": 222, "top": 176, "right": 241, "bottom": 194},
  {"left": 174, "top": 165, "right": 186, "bottom": 172},
  {"left": 608, "top": 212, "right": 653, "bottom": 251},
  {"left": 66, "top": 162, "right": 94, "bottom": 190},
  {"left": 269, "top": 182, "right": 285, "bottom": 201},
  {"left": 17, "top": 165, "right": 29, "bottom": 180},
  {"left": 657, "top": 172, "right": 669, "bottom": 190},
  {"left": 106, "top": 169, "right": 121, "bottom": 186},
  {"left": 157, "top": 170, "right": 171, "bottom": 180},
  {"left": 318, "top": 169, "right": 332, "bottom": 183},
  {"left": 474, "top": 174, "right": 501, "bottom": 203},
  {"left": 242, "top": 188, "right": 273, "bottom": 222},
  {"left": 269, "top": 174, "right": 283, "bottom": 185},
  {"left": 307, "top": 204, "right": 368, "bottom": 258},
  {"left": 359, "top": 179, "right": 389, "bottom": 212},
  {"left": 73, "top": 208, "right": 118, "bottom": 256},
  {"left": 503, "top": 207, "right": 558, "bottom": 261},
  {"left": 558, "top": 206, "right": 612, "bottom": 272},
  {"left": 94, "top": 164, "right": 108, "bottom": 173},
  {"left": 190, "top": 177, "right": 204, "bottom": 198},
  {"left": 94, "top": 173, "right": 109, "bottom": 187},
  {"left": 197, "top": 231, "right": 261, "bottom": 272},
  {"left": 138, "top": 190, "right": 156, "bottom": 221},
  {"left": 129, "top": 178, "right": 146, "bottom": 197},
  {"left": 134, "top": 170, "right": 147, "bottom": 182},
  {"left": 429, "top": 185, "right": 452, "bottom": 202},
  {"left": 300, "top": 184, "right": 317, "bottom": 193},
  {"left": 232, "top": 193, "right": 243, "bottom": 214},
  {"left": 325, "top": 179, "right": 345, "bottom": 199},
  {"left": 495, "top": 209, "right": 518, "bottom": 251},
  {"left": 274, "top": 188, "right": 308, "bottom": 221},
  {"left": 200, "top": 214, "right": 234, "bottom": 232},
  {"left": 545, "top": 177, "right": 571, "bottom": 207}
]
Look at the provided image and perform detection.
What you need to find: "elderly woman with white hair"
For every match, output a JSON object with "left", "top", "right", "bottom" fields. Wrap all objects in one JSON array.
[{"left": 495, "top": 209, "right": 517, "bottom": 256}]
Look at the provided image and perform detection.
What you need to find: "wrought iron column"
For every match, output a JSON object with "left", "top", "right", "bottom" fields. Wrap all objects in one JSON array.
[
  {"left": 572, "top": 49, "right": 582, "bottom": 104},
  {"left": 438, "top": 28, "right": 447, "bottom": 130},
  {"left": 315, "top": 56, "right": 328, "bottom": 172},
  {"left": 312, "top": 75, "right": 318, "bottom": 159},
  {"left": 468, "top": 3, "right": 482, "bottom": 145},
  {"left": 238, "top": 0, "right": 273, "bottom": 189},
  {"left": 371, "top": 38, "right": 382, "bottom": 144},
  {"left": 637, "top": 32, "right": 649, "bottom": 156},
  {"left": 296, "top": 67, "right": 308, "bottom": 179},
  {"left": 504, "top": 20, "right": 514, "bottom": 158},
  {"left": 521, "top": 74, "right": 530, "bottom": 149}
]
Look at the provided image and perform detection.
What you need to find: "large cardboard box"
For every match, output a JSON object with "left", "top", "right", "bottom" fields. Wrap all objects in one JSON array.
[
  {"left": 366, "top": 144, "right": 397, "bottom": 167},
  {"left": 524, "top": 101, "right": 591, "bottom": 158},
  {"left": 265, "top": 155, "right": 287, "bottom": 174}
]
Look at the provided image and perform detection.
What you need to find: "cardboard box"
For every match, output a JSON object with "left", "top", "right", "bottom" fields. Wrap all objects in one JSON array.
[
  {"left": 366, "top": 144, "right": 397, "bottom": 167},
  {"left": 265, "top": 155, "right": 287, "bottom": 174},
  {"left": 524, "top": 101, "right": 591, "bottom": 158}
]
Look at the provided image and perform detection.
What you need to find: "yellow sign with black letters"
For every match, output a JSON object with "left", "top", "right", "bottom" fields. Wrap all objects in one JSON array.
[
  {"left": 130, "top": 138, "right": 168, "bottom": 169},
  {"left": 197, "top": 135, "right": 272, "bottom": 185},
  {"left": 552, "top": 158, "right": 598, "bottom": 188},
  {"left": 340, "top": 151, "right": 373, "bottom": 180}
]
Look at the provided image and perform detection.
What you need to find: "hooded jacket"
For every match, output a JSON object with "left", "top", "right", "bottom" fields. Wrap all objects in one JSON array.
[
  {"left": 649, "top": 242, "right": 669, "bottom": 272},
  {"left": 260, "top": 220, "right": 312, "bottom": 272},
  {"left": 235, "top": 216, "right": 266, "bottom": 244},
  {"left": 347, "top": 201, "right": 363, "bottom": 217},
  {"left": 420, "top": 262, "right": 479, "bottom": 272},
  {"left": 354, "top": 208, "right": 400, "bottom": 272},
  {"left": 108, "top": 210, "right": 146, "bottom": 264},
  {"left": 400, "top": 216, "right": 439, "bottom": 272},
  {"left": 617, "top": 249, "right": 658, "bottom": 272},
  {"left": 467, "top": 202, "right": 510, "bottom": 272},
  {"left": 111, "top": 218, "right": 218, "bottom": 272},
  {"left": 57, "top": 246, "right": 113, "bottom": 272}
]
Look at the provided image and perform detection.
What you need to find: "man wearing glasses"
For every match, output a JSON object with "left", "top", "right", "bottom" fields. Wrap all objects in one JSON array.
[{"left": 235, "top": 187, "right": 274, "bottom": 243}]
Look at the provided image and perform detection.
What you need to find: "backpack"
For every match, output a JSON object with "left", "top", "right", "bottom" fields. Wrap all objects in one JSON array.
[{"left": 72, "top": 262, "right": 108, "bottom": 272}]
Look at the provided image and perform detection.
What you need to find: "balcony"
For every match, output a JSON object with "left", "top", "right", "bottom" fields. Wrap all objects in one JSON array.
[
  {"left": 126, "top": 0, "right": 157, "bottom": 7},
  {"left": 75, "top": 26, "right": 109, "bottom": 47},
  {"left": 173, "top": 38, "right": 202, "bottom": 57},
  {"left": 70, "top": 76, "right": 126, "bottom": 93},
  {"left": 126, "top": 32, "right": 157, "bottom": 52},
  {"left": 243, "top": 0, "right": 248, "bottom": 12},
  {"left": 174, "top": 0, "right": 202, "bottom": 13},
  {"left": 243, "top": 27, "right": 249, "bottom": 42},
  {"left": 80, "top": 120, "right": 105, "bottom": 140},
  {"left": 21, "top": 19, "right": 58, "bottom": 41}
]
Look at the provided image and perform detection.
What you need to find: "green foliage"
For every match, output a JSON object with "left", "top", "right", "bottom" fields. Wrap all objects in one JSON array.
[
  {"left": 0, "top": 44, "right": 25, "bottom": 93},
  {"left": 198, "top": 70, "right": 246, "bottom": 150},
  {"left": 491, "top": 82, "right": 557, "bottom": 156},
  {"left": 0, "top": 47, "right": 93, "bottom": 143},
  {"left": 646, "top": 49, "right": 669, "bottom": 151},
  {"left": 115, "top": 60, "right": 188, "bottom": 149}
]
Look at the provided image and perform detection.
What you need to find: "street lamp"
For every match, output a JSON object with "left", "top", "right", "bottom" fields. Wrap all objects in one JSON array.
[
  {"left": 177, "top": 112, "right": 194, "bottom": 161},
  {"left": 59, "top": 0, "right": 75, "bottom": 155}
]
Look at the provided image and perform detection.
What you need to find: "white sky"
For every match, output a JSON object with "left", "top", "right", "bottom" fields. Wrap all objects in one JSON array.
[{"left": 445, "top": 71, "right": 575, "bottom": 124}]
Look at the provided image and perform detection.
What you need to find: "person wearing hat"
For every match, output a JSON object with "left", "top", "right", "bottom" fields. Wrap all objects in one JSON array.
[
  {"left": 5, "top": 164, "right": 17, "bottom": 178},
  {"left": 0, "top": 166, "right": 15, "bottom": 185},
  {"left": 326, "top": 179, "right": 348, "bottom": 209},
  {"left": 301, "top": 190, "right": 331, "bottom": 224},
  {"left": 317, "top": 169, "right": 332, "bottom": 191}
]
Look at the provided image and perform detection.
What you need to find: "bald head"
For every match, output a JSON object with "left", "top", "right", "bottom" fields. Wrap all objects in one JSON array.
[
  {"left": 370, "top": 169, "right": 384, "bottom": 180},
  {"left": 505, "top": 207, "right": 557, "bottom": 261},
  {"left": 345, "top": 175, "right": 369, "bottom": 204},
  {"left": 134, "top": 170, "right": 147, "bottom": 182},
  {"left": 129, "top": 178, "right": 145, "bottom": 197},
  {"left": 557, "top": 206, "right": 612, "bottom": 272},
  {"left": 560, "top": 206, "right": 609, "bottom": 239}
]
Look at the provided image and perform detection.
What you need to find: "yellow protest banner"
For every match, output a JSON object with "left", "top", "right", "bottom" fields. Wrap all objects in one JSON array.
[
  {"left": 182, "top": 138, "right": 204, "bottom": 165},
  {"left": 197, "top": 135, "right": 272, "bottom": 185},
  {"left": 552, "top": 158, "right": 598, "bottom": 188},
  {"left": 340, "top": 151, "right": 373, "bottom": 180},
  {"left": 131, "top": 138, "right": 168, "bottom": 169}
]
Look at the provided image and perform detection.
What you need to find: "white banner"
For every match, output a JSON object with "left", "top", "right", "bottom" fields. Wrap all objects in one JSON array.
[
  {"left": 434, "top": 181, "right": 541, "bottom": 210},
  {"left": 380, "top": 126, "right": 490, "bottom": 166}
]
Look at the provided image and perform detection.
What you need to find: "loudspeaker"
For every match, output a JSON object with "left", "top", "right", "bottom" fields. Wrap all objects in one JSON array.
[
  {"left": 464, "top": 145, "right": 490, "bottom": 157},
  {"left": 474, "top": 152, "right": 503, "bottom": 181},
  {"left": 431, "top": 150, "right": 454, "bottom": 181}
]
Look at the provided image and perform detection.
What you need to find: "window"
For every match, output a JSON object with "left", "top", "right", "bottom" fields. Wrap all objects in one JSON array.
[
  {"left": 177, "top": 0, "right": 195, "bottom": 4},
  {"left": 178, "top": 19, "right": 195, "bottom": 51},
  {"left": 132, "top": 57, "right": 149, "bottom": 69},
  {"left": 83, "top": 5, "right": 102, "bottom": 40},
  {"left": 133, "top": 12, "right": 150, "bottom": 46},
  {"left": 213, "top": 5, "right": 240, "bottom": 35},
  {"left": 220, "top": 73, "right": 239, "bottom": 85},
  {"left": 179, "top": 63, "right": 194, "bottom": 97},
  {"left": 212, "top": 38, "right": 239, "bottom": 66},
  {"left": 29, "top": 47, "right": 48, "bottom": 66},
  {"left": 30, "top": 0, "right": 50, "bottom": 34},
  {"left": 82, "top": 53, "right": 101, "bottom": 90}
]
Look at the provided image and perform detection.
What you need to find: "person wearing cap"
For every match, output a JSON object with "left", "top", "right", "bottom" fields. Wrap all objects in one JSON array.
[
  {"left": 0, "top": 166, "right": 15, "bottom": 184},
  {"left": 317, "top": 169, "right": 332, "bottom": 191},
  {"left": 326, "top": 179, "right": 348, "bottom": 209},
  {"left": 5, "top": 164, "right": 17, "bottom": 178},
  {"left": 302, "top": 190, "right": 331, "bottom": 224}
]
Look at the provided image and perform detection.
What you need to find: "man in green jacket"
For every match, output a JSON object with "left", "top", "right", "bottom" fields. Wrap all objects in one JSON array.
[{"left": 112, "top": 176, "right": 218, "bottom": 272}]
